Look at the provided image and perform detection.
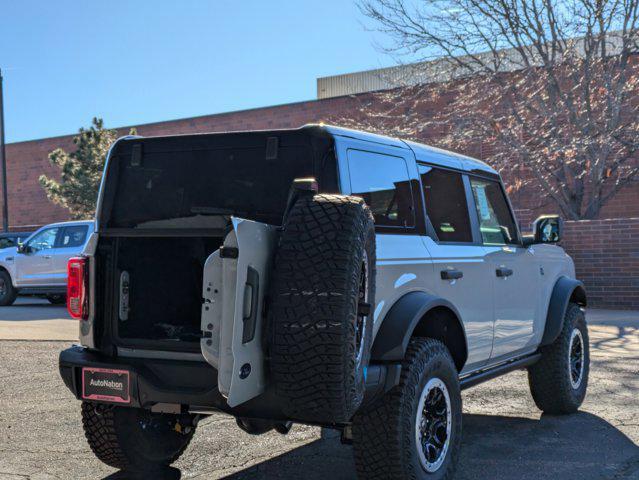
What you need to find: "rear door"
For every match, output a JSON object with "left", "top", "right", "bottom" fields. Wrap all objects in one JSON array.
[
  {"left": 418, "top": 165, "right": 495, "bottom": 373},
  {"left": 51, "top": 224, "right": 90, "bottom": 285},
  {"left": 468, "top": 176, "right": 540, "bottom": 361},
  {"left": 201, "top": 217, "right": 278, "bottom": 407},
  {"left": 14, "top": 226, "right": 60, "bottom": 286}
]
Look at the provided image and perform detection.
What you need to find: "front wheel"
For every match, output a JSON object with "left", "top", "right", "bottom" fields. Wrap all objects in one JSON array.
[
  {"left": 352, "top": 338, "right": 462, "bottom": 479},
  {"left": 528, "top": 303, "right": 589, "bottom": 414},
  {"left": 81, "top": 402, "right": 196, "bottom": 470},
  {"left": 0, "top": 270, "right": 17, "bottom": 306}
]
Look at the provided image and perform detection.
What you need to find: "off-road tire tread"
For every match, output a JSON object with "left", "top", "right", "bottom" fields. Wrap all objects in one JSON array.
[
  {"left": 352, "top": 338, "right": 461, "bottom": 480},
  {"left": 268, "top": 194, "right": 375, "bottom": 423},
  {"left": 81, "top": 402, "right": 192, "bottom": 469},
  {"left": 527, "top": 303, "right": 589, "bottom": 414}
]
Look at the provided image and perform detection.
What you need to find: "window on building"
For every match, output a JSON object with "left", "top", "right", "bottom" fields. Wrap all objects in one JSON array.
[
  {"left": 420, "top": 166, "right": 473, "bottom": 243},
  {"left": 469, "top": 177, "right": 519, "bottom": 245},
  {"left": 348, "top": 149, "right": 415, "bottom": 228}
]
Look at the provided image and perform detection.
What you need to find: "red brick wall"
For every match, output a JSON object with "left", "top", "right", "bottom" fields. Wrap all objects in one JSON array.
[
  {"left": 4, "top": 135, "right": 76, "bottom": 229},
  {"left": 2, "top": 93, "right": 638, "bottom": 309},
  {"left": 562, "top": 218, "right": 639, "bottom": 310},
  {"left": 4, "top": 93, "right": 639, "bottom": 229}
]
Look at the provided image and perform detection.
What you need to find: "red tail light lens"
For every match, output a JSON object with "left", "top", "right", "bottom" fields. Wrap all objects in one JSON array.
[{"left": 67, "top": 257, "right": 88, "bottom": 320}]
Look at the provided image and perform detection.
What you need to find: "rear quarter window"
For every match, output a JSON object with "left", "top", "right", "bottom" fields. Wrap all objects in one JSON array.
[{"left": 347, "top": 149, "right": 415, "bottom": 228}]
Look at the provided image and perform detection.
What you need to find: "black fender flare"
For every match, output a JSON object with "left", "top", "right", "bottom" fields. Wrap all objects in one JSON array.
[
  {"left": 370, "top": 291, "right": 466, "bottom": 362},
  {"left": 540, "top": 276, "right": 587, "bottom": 347}
]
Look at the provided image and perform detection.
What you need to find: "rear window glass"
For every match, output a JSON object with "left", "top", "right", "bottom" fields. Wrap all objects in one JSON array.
[{"left": 104, "top": 144, "right": 315, "bottom": 229}]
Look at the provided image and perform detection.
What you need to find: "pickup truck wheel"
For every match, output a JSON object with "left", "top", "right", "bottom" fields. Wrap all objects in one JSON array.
[
  {"left": 81, "top": 402, "right": 196, "bottom": 470},
  {"left": 527, "top": 303, "right": 589, "bottom": 414},
  {"left": 0, "top": 270, "right": 17, "bottom": 306},
  {"left": 268, "top": 194, "right": 376, "bottom": 423},
  {"left": 352, "top": 339, "right": 462, "bottom": 480},
  {"left": 46, "top": 294, "right": 66, "bottom": 305}
]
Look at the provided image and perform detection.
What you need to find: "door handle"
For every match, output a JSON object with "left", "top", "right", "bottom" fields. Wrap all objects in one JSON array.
[
  {"left": 441, "top": 269, "right": 463, "bottom": 280},
  {"left": 242, "top": 266, "right": 260, "bottom": 344},
  {"left": 496, "top": 267, "right": 513, "bottom": 277},
  {"left": 43, "top": 255, "right": 52, "bottom": 259}
]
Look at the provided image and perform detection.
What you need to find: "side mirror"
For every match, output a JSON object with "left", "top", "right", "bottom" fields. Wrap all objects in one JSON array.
[
  {"left": 531, "top": 215, "right": 562, "bottom": 244},
  {"left": 17, "top": 244, "right": 30, "bottom": 254}
]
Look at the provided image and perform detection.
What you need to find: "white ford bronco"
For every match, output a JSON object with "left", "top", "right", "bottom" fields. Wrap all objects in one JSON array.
[{"left": 59, "top": 125, "right": 588, "bottom": 479}]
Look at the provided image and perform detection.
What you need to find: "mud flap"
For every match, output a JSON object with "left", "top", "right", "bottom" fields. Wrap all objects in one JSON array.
[{"left": 201, "top": 217, "right": 278, "bottom": 407}]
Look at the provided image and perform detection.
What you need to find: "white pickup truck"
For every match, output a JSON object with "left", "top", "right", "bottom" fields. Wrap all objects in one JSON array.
[
  {"left": 59, "top": 126, "right": 588, "bottom": 479},
  {"left": 0, "top": 220, "right": 94, "bottom": 305}
]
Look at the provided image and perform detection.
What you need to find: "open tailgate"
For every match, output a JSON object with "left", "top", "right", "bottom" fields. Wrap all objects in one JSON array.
[{"left": 200, "top": 217, "right": 277, "bottom": 407}]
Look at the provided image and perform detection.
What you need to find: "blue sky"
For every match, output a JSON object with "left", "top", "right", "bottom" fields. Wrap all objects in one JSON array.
[{"left": 0, "top": 1, "right": 391, "bottom": 143}]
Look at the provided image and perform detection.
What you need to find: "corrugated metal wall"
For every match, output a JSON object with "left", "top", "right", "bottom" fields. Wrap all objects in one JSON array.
[
  {"left": 316, "top": 32, "right": 627, "bottom": 99},
  {"left": 316, "top": 63, "right": 430, "bottom": 99}
]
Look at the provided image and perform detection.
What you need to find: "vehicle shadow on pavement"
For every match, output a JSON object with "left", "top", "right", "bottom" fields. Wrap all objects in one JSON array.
[
  {"left": 101, "top": 466, "right": 182, "bottom": 480},
  {"left": 0, "top": 297, "right": 70, "bottom": 322},
  {"left": 215, "top": 411, "right": 639, "bottom": 480}
]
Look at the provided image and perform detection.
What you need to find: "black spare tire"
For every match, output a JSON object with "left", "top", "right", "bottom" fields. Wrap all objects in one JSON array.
[{"left": 268, "top": 194, "right": 376, "bottom": 423}]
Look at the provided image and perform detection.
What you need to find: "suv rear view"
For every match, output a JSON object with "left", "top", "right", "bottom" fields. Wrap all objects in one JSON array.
[{"left": 60, "top": 125, "right": 588, "bottom": 479}]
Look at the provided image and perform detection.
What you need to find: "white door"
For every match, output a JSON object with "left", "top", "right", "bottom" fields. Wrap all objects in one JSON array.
[
  {"left": 418, "top": 166, "right": 495, "bottom": 373},
  {"left": 14, "top": 227, "right": 60, "bottom": 286},
  {"left": 468, "top": 177, "right": 540, "bottom": 361}
]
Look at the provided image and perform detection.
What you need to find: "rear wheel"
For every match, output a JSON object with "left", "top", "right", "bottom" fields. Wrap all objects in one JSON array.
[
  {"left": 352, "top": 339, "right": 462, "bottom": 479},
  {"left": 81, "top": 402, "right": 196, "bottom": 470},
  {"left": 268, "top": 194, "right": 376, "bottom": 423},
  {"left": 528, "top": 303, "right": 589, "bottom": 414},
  {"left": 46, "top": 294, "right": 66, "bottom": 305},
  {"left": 0, "top": 270, "right": 17, "bottom": 306}
]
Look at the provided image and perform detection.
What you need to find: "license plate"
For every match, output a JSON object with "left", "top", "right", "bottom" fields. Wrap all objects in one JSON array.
[{"left": 82, "top": 367, "right": 130, "bottom": 404}]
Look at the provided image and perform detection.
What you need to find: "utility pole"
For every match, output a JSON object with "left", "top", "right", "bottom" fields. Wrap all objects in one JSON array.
[{"left": 0, "top": 68, "right": 8, "bottom": 232}]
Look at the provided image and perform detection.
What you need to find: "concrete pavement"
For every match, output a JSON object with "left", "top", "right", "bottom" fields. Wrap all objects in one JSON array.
[
  {"left": 0, "top": 303, "right": 637, "bottom": 479},
  {"left": 0, "top": 297, "right": 77, "bottom": 341}
]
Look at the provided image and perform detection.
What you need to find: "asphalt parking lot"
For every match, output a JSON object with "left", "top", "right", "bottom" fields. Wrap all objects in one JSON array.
[{"left": 0, "top": 301, "right": 637, "bottom": 479}]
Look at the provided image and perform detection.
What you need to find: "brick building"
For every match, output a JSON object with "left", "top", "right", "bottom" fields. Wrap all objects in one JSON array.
[{"left": 3, "top": 67, "right": 638, "bottom": 308}]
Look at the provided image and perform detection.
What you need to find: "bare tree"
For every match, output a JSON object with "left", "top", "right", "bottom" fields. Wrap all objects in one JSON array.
[{"left": 344, "top": 0, "right": 639, "bottom": 219}]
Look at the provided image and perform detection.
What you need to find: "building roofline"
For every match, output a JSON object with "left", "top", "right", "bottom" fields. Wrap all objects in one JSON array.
[{"left": 6, "top": 95, "right": 345, "bottom": 147}]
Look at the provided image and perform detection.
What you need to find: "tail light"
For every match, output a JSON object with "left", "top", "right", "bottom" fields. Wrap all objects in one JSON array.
[{"left": 67, "top": 257, "right": 88, "bottom": 320}]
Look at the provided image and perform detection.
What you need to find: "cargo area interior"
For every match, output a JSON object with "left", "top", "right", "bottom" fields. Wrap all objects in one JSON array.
[
  {"left": 115, "top": 236, "right": 223, "bottom": 345},
  {"left": 95, "top": 128, "right": 336, "bottom": 351}
]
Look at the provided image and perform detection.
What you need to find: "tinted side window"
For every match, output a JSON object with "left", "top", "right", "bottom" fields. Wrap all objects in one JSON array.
[
  {"left": 469, "top": 177, "right": 519, "bottom": 245},
  {"left": 348, "top": 149, "right": 415, "bottom": 228},
  {"left": 59, "top": 225, "right": 88, "bottom": 248},
  {"left": 26, "top": 228, "right": 59, "bottom": 252},
  {"left": 420, "top": 166, "right": 473, "bottom": 243},
  {"left": 0, "top": 237, "right": 15, "bottom": 249}
]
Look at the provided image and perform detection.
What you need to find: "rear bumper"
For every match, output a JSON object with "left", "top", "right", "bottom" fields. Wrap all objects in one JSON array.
[
  {"left": 59, "top": 346, "right": 401, "bottom": 423},
  {"left": 59, "top": 345, "right": 223, "bottom": 409}
]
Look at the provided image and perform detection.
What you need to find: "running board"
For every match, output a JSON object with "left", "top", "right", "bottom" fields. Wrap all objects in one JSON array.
[
  {"left": 460, "top": 353, "right": 541, "bottom": 390},
  {"left": 18, "top": 287, "right": 66, "bottom": 295}
]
